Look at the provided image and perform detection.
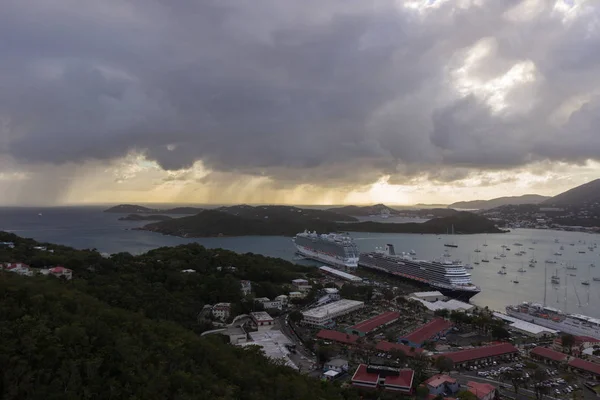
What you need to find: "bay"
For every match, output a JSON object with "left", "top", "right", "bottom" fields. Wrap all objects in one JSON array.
[{"left": 1, "top": 206, "right": 599, "bottom": 318}]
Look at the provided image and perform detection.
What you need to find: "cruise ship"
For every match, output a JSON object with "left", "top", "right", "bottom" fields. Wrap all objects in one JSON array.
[
  {"left": 506, "top": 302, "right": 600, "bottom": 339},
  {"left": 293, "top": 231, "right": 359, "bottom": 269},
  {"left": 358, "top": 244, "right": 481, "bottom": 301}
]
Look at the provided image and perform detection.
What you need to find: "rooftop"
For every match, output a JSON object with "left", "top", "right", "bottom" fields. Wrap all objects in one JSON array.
[
  {"left": 412, "top": 291, "right": 445, "bottom": 298},
  {"left": 250, "top": 311, "right": 273, "bottom": 322},
  {"left": 240, "top": 330, "right": 297, "bottom": 370},
  {"left": 493, "top": 312, "right": 559, "bottom": 335},
  {"left": 568, "top": 357, "right": 600, "bottom": 376},
  {"left": 351, "top": 364, "right": 414, "bottom": 389},
  {"left": 424, "top": 374, "right": 456, "bottom": 388},
  {"left": 403, "top": 318, "right": 453, "bottom": 345},
  {"left": 440, "top": 343, "right": 518, "bottom": 363},
  {"left": 375, "top": 341, "right": 424, "bottom": 357},
  {"left": 319, "top": 266, "right": 362, "bottom": 282},
  {"left": 384, "top": 369, "right": 414, "bottom": 388},
  {"left": 317, "top": 330, "right": 359, "bottom": 344},
  {"left": 468, "top": 381, "right": 495, "bottom": 398},
  {"left": 327, "top": 358, "right": 348, "bottom": 367},
  {"left": 530, "top": 347, "right": 568, "bottom": 362},
  {"left": 351, "top": 364, "right": 379, "bottom": 384},
  {"left": 411, "top": 298, "right": 474, "bottom": 312},
  {"left": 302, "top": 299, "right": 364, "bottom": 320},
  {"left": 351, "top": 311, "right": 400, "bottom": 334}
]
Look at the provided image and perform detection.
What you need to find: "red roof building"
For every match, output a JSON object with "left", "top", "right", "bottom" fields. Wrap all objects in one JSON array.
[
  {"left": 467, "top": 381, "right": 496, "bottom": 400},
  {"left": 375, "top": 341, "right": 424, "bottom": 357},
  {"left": 316, "top": 330, "right": 359, "bottom": 345},
  {"left": 440, "top": 343, "right": 518, "bottom": 365},
  {"left": 401, "top": 318, "right": 453, "bottom": 347},
  {"left": 568, "top": 358, "right": 600, "bottom": 377},
  {"left": 423, "top": 374, "right": 460, "bottom": 396},
  {"left": 530, "top": 347, "right": 568, "bottom": 363},
  {"left": 351, "top": 364, "right": 414, "bottom": 393},
  {"left": 349, "top": 311, "right": 400, "bottom": 336}
]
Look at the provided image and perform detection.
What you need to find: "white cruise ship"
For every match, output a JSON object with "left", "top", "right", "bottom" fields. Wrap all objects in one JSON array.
[
  {"left": 293, "top": 231, "right": 359, "bottom": 269},
  {"left": 506, "top": 302, "right": 600, "bottom": 339}
]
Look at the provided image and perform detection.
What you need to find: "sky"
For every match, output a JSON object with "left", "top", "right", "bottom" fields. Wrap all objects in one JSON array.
[{"left": 1, "top": 0, "right": 600, "bottom": 206}]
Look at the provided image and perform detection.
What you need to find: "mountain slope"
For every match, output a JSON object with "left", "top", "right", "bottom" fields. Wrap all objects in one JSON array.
[
  {"left": 449, "top": 194, "right": 549, "bottom": 210},
  {"left": 543, "top": 179, "right": 600, "bottom": 206},
  {"left": 326, "top": 204, "right": 399, "bottom": 217},
  {"left": 104, "top": 204, "right": 204, "bottom": 214}
]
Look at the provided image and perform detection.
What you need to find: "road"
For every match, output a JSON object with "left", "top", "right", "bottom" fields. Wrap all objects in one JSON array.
[{"left": 275, "top": 315, "right": 317, "bottom": 373}]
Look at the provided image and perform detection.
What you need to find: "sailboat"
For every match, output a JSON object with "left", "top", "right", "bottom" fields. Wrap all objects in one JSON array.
[
  {"left": 513, "top": 277, "right": 519, "bottom": 284},
  {"left": 498, "top": 269, "right": 507, "bottom": 275},
  {"left": 464, "top": 255, "right": 473, "bottom": 269},
  {"left": 444, "top": 225, "right": 458, "bottom": 248},
  {"left": 482, "top": 240, "right": 488, "bottom": 247},
  {"left": 474, "top": 245, "right": 481, "bottom": 253},
  {"left": 481, "top": 253, "right": 489, "bottom": 263},
  {"left": 582, "top": 280, "right": 590, "bottom": 286}
]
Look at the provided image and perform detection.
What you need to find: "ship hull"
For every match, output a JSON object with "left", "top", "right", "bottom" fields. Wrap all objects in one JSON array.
[
  {"left": 295, "top": 244, "right": 358, "bottom": 269},
  {"left": 358, "top": 258, "right": 480, "bottom": 301},
  {"left": 506, "top": 310, "right": 600, "bottom": 340}
]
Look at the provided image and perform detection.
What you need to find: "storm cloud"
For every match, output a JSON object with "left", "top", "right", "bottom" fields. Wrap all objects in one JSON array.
[{"left": 1, "top": 0, "right": 599, "bottom": 189}]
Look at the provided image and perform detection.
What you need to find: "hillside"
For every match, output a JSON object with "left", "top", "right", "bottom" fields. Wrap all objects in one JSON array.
[
  {"left": 104, "top": 204, "right": 204, "bottom": 214},
  {"left": 218, "top": 205, "right": 357, "bottom": 222},
  {"left": 543, "top": 179, "right": 600, "bottom": 206},
  {"left": 141, "top": 209, "right": 503, "bottom": 237},
  {"left": 326, "top": 203, "right": 399, "bottom": 217},
  {"left": 0, "top": 233, "right": 353, "bottom": 400},
  {"left": 118, "top": 213, "right": 173, "bottom": 221},
  {"left": 449, "top": 194, "right": 549, "bottom": 210}
]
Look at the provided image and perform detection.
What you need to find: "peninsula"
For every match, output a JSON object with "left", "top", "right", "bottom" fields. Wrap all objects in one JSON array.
[{"left": 118, "top": 214, "right": 173, "bottom": 222}]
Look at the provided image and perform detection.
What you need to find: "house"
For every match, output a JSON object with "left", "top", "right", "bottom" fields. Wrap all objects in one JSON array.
[
  {"left": 324, "top": 358, "right": 349, "bottom": 373},
  {"left": 289, "top": 291, "right": 304, "bottom": 299},
  {"left": 250, "top": 311, "right": 274, "bottom": 330},
  {"left": 240, "top": 280, "right": 252, "bottom": 296},
  {"left": 351, "top": 364, "right": 414, "bottom": 394},
  {"left": 292, "top": 278, "right": 309, "bottom": 287},
  {"left": 4, "top": 263, "right": 33, "bottom": 276},
  {"left": 323, "top": 287, "right": 340, "bottom": 300},
  {"left": 439, "top": 343, "right": 519, "bottom": 368},
  {"left": 181, "top": 269, "right": 196, "bottom": 273},
  {"left": 423, "top": 375, "right": 459, "bottom": 396},
  {"left": 223, "top": 326, "right": 247, "bottom": 344},
  {"left": 212, "top": 303, "right": 231, "bottom": 321},
  {"left": 48, "top": 266, "right": 73, "bottom": 280},
  {"left": 254, "top": 297, "right": 282, "bottom": 310},
  {"left": 274, "top": 294, "right": 288, "bottom": 305},
  {"left": 400, "top": 318, "right": 453, "bottom": 348},
  {"left": 467, "top": 381, "right": 496, "bottom": 400},
  {"left": 530, "top": 347, "right": 569, "bottom": 366}
]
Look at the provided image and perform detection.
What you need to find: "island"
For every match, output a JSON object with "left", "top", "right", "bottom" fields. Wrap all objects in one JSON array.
[
  {"left": 138, "top": 206, "right": 504, "bottom": 237},
  {"left": 118, "top": 213, "right": 173, "bottom": 221},
  {"left": 104, "top": 204, "right": 204, "bottom": 215}
]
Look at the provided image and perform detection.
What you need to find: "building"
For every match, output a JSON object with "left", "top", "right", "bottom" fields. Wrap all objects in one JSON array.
[
  {"left": 423, "top": 375, "right": 459, "bottom": 396},
  {"left": 274, "top": 294, "right": 288, "bottom": 305},
  {"left": 411, "top": 291, "right": 447, "bottom": 302},
  {"left": 323, "top": 287, "right": 340, "bottom": 300},
  {"left": 400, "top": 318, "right": 453, "bottom": 348},
  {"left": 351, "top": 364, "right": 414, "bottom": 394},
  {"left": 553, "top": 335, "right": 600, "bottom": 354},
  {"left": 568, "top": 357, "right": 600, "bottom": 378},
  {"left": 292, "top": 278, "right": 309, "bottom": 287},
  {"left": 223, "top": 326, "right": 247, "bottom": 344},
  {"left": 493, "top": 312, "right": 558, "bottom": 338},
  {"left": 316, "top": 330, "right": 359, "bottom": 345},
  {"left": 212, "top": 303, "right": 231, "bottom": 321},
  {"left": 347, "top": 311, "right": 401, "bottom": 337},
  {"left": 322, "top": 370, "right": 341, "bottom": 381},
  {"left": 302, "top": 299, "right": 364, "bottom": 326},
  {"left": 241, "top": 280, "right": 252, "bottom": 296},
  {"left": 289, "top": 291, "right": 304, "bottom": 299},
  {"left": 48, "top": 266, "right": 73, "bottom": 280},
  {"left": 467, "top": 381, "right": 496, "bottom": 400},
  {"left": 3, "top": 263, "right": 33, "bottom": 276},
  {"left": 181, "top": 269, "right": 196, "bottom": 273},
  {"left": 530, "top": 347, "right": 569, "bottom": 366},
  {"left": 240, "top": 330, "right": 297, "bottom": 370},
  {"left": 440, "top": 343, "right": 519, "bottom": 368},
  {"left": 581, "top": 347, "right": 600, "bottom": 364},
  {"left": 375, "top": 341, "right": 424, "bottom": 358},
  {"left": 250, "top": 311, "right": 274, "bottom": 330},
  {"left": 324, "top": 358, "right": 349, "bottom": 373},
  {"left": 410, "top": 297, "right": 474, "bottom": 313},
  {"left": 319, "top": 266, "right": 363, "bottom": 282}
]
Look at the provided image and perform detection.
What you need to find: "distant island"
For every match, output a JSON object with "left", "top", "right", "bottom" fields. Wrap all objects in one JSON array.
[
  {"left": 448, "top": 194, "right": 550, "bottom": 210},
  {"left": 327, "top": 203, "right": 401, "bottom": 217},
  {"left": 138, "top": 206, "right": 503, "bottom": 237},
  {"left": 118, "top": 214, "right": 173, "bottom": 221},
  {"left": 542, "top": 178, "right": 600, "bottom": 206},
  {"left": 104, "top": 204, "right": 204, "bottom": 215}
]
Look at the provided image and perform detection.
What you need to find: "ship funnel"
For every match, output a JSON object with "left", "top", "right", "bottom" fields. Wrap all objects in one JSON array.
[{"left": 386, "top": 244, "right": 396, "bottom": 255}]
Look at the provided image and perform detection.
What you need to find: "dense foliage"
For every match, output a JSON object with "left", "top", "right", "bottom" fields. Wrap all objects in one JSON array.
[
  {"left": 118, "top": 213, "right": 173, "bottom": 221},
  {"left": 142, "top": 209, "right": 503, "bottom": 238},
  {"left": 0, "top": 232, "right": 360, "bottom": 399}
]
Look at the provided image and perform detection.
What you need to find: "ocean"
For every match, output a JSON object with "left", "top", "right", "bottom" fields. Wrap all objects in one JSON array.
[{"left": 1, "top": 206, "right": 600, "bottom": 318}]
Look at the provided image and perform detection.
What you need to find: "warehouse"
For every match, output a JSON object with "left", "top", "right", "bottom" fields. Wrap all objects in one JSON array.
[
  {"left": 319, "top": 266, "right": 363, "bottom": 282},
  {"left": 400, "top": 318, "right": 453, "bottom": 348},
  {"left": 347, "top": 311, "right": 400, "bottom": 337},
  {"left": 439, "top": 343, "right": 519, "bottom": 368},
  {"left": 302, "top": 299, "right": 364, "bottom": 326},
  {"left": 493, "top": 312, "right": 558, "bottom": 338}
]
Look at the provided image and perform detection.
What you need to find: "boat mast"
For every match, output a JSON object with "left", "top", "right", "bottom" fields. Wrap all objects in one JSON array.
[
  {"left": 564, "top": 268, "right": 568, "bottom": 313},
  {"left": 543, "top": 261, "right": 547, "bottom": 307}
]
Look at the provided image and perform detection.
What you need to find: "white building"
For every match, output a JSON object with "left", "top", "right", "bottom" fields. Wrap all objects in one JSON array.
[
  {"left": 48, "top": 266, "right": 73, "bottom": 280},
  {"left": 302, "top": 299, "right": 364, "bottom": 326},
  {"left": 409, "top": 297, "right": 474, "bottom": 313},
  {"left": 262, "top": 300, "right": 283, "bottom": 310},
  {"left": 289, "top": 291, "right": 304, "bottom": 299},
  {"left": 240, "top": 330, "right": 297, "bottom": 369},
  {"left": 410, "top": 291, "right": 447, "bottom": 302},
  {"left": 292, "top": 278, "right": 309, "bottom": 287},
  {"left": 324, "top": 358, "right": 349, "bottom": 373},
  {"left": 224, "top": 326, "right": 247, "bottom": 345},
  {"left": 274, "top": 294, "right": 288, "bottom": 305},
  {"left": 212, "top": 303, "right": 232, "bottom": 321},
  {"left": 319, "top": 266, "right": 362, "bottom": 282},
  {"left": 181, "top": 269, "right": 196, "bottom": 273},
  {"left": 251, "top": 311, "right": 274, "bottom": 330},
  {"left": 324, "top": 288, "right": 340, "bottom": 300},
  {"left": 5, "top": 263, "right": 33, "bottom": 276},
  {"left": 241, "top": 280, "right": 252, "bottom": 296},
  {"left": 493, "top": 312, "right": 558, "bottom": 338}
]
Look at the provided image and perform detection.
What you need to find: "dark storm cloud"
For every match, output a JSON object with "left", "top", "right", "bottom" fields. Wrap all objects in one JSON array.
[{"left": 1, "top": 0, "right": 599, "bottom": 186}]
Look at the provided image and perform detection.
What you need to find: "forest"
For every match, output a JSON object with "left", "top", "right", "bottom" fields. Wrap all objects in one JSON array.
[{"left": 0, "top": 232, "right": 363, "bottom": 399}]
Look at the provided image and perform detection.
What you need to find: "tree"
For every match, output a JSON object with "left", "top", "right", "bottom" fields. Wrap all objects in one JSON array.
[
  {"left": 409, "top": 354, "right": 430, "bottom": 384},
  {"left": 501, "top": 370, "right": 526, "bottom": 394},
  {"left": 457, "top": 390, "right": 477, "bottom": 400},
  {"left": 389, "top": 349, "right": 407, "bottom": 366},
  {"left": 491, "top": 325, "right": 510, "bottom": 340},
  {"left": 288, "top": 310, "right": 303, "bottom": 323},
  {"left": 561, "top": 334, "right": 576, "bottom": 354},
  {"left": 434, "top": 356, "right": 454, "bottom": 373},
  {"left": 422, "top": 340, "right": 437, "bottom": 351},
  {"left": 434, "top": 309, "right": 449, "bottom": 318},
  {"left": 415, "top": 386, "right": 430, "bottom": 399},
  {"left": 531, "top": 369, "right": 549, "bottom": 400}
]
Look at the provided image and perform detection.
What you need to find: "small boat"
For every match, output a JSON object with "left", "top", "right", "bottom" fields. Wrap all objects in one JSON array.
[
  {"left": 518, "top": 268, "right": 527, "bottom": 272},
  {"left": 566, "top": 264, "right": 577, "bottom": 270},
  {"left": 481, "top": 259, "right": 490, "bottom": 263},
  {"left": 474, "top": 248, "right": 481, "bottom": 253},
  {"left": 551, "top": 277, "right": 560, "bottom": 284},
  {"left": 569, "top": 274, "right": 577, "bottom": 277},
  {"left": 513, "top": 279, "right": 519, "bottom": 284},
  {"left": 494, "top": 256, "right": 501, "bottom": 260},
  {"left": 579, "top": 250, "right": 586, "bottom": 254},
  {"left": 473, "top": 261, "right": 480, "bottom": 265},
  {"left": 464, "top": 264, "right": 473, "bottom": 270},
  {"left": 514, "top": 243, "right": 523, "bottom": 246},
  {"left": 483, "top": 241, "right": 488, "bottom": 247},
  {"left": 570, "top": 243, "right": 575, "bottom": 246},
  {"left": 555, "top": 239, "right": 559, "bottom": 243},
  {"left": 560, "top": 245, "right": 565, "bottom": 250},
  {"left": 554, "top": 252, "right": 562, "bottom": 256},
  {"left": 506, "top": 248, "right": 511, "bottom": 251},
  {"left": 409, "top": 249, "right": 417, "bottom": 255},
  {"left": 498, "top": 270, "right": 507, "bottom": 275},
  {"left": 593, "top": 277, "right": 600, "bottom": 282},
  {"left": 502, "top": 265, "right": 507, "bottom": 269},
  {"left": 529, "top": 263, "right": 535, "bottom": 268},
  {"left": 546, "top": 260, "right": 557, "bottom": 264},
  {"left": 582, "top": 280, "right": 590, "bottom": 286},
  {"left": 591, "top": 264, "right": 596, "bottom": 268},
  {"left": 500, "top": 253, "right": 506, "bottom": 258}
]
